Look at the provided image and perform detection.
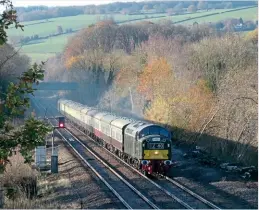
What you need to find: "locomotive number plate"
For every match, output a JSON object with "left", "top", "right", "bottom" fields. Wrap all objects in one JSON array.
[{"left": 147, "top": 143, "right": 164, "bottom": 149}]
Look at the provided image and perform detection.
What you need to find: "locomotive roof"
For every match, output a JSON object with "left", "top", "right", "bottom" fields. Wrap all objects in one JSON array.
[
  {"left": 125, "top": 121, "right": 156, "bottom": 137},
  {"left": 141, "top": 134, "right": 167, "bottom": 141},
  {"left": 111, "top": 117, "right": 136, "bottom": 129}
]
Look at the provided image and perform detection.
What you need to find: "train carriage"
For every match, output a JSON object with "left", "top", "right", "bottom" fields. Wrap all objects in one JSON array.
[
  {"left": 110, "top": 117, "right": 136, "bottom": 152},
  {"left": 100, "top": 114, "right": 119, "bottom": 146},
  {"left": 92, "top": 112, "right": 109, "bottom": 139},
  {"left": 58, "top": 99, "right": 70, "bottom": 115},
  {"left": 58, "top": 99, "right": 65, "bottom": 114},
  {"left": 62, "top": 101, "right": 77, "bottom": 122},
  {"left": 70, "top": 103, "right": 85, "bottom": 126},
  {"left": 80, "top": 106, "right": 96, "bottom": 133},
  {"left": 86, "top": 109, "right": 100, "bottom": 135}
]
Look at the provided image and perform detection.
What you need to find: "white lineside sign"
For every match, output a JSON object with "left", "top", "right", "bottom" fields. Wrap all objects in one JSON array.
[{"left": 35, "top": 146, "right": 46, "bottom": 168}]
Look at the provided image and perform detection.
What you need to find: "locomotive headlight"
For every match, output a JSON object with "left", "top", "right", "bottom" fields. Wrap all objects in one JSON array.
[
  {"left": 154, "top": 151, "right": 159, "bottom": 155},
  {"left": 164, "top": 160, "right": 172, "bottom": 165},
  {"left": 142, "top": 160, "right": 149, "bottom": 165}
]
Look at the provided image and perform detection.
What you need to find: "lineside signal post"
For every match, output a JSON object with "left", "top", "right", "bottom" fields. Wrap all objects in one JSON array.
[{"left": 50, "top": 116, "right": 66, "bottom": 173}]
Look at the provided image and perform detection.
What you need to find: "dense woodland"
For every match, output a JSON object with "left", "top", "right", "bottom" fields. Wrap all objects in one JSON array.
[
  {"left": 45, "top": 20, "right": 258, "bottom": 166},
  {"left": 0, "top": 1, "right": 257, "bottom": 207},
  {"left": 15, "top": 1, "right": 257, "bottom": 22}
]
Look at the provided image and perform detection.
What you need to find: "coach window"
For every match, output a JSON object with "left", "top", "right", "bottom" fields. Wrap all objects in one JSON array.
[{"left": 112, "top": 129, "right": 114, "bottom": 138}]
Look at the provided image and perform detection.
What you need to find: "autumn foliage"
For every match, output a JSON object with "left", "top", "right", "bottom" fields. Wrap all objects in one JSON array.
[
  {"left": 137, "top": 57, "right": 173, "bottom": 100},
  {"left": 65, "top": 55, "right": 83, "bottom": 69},
  {"left": 245, "top": 28, "right": 258, "bottom": 45},
  {"left": 144, "top": 78, "right": 215, "bottom": 133},
  {"left": 47, "top": 20, "right": 258, "bottom": 166}
]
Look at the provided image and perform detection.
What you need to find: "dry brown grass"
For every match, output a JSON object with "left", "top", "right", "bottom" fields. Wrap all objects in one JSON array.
[
  {"left": 1, "top": 152, "right": 66, "bottom": 209},
  {"left": 3, "top": 192, "right": 58, "bottom": 209}
]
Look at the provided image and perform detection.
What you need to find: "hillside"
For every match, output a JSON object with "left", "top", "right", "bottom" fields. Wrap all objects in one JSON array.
[
  {"left": 8, "top": 13, "right": 165, "bottom": 37},
  {"left": 9, "top": 6, "right": 257, "bottom": 62}
]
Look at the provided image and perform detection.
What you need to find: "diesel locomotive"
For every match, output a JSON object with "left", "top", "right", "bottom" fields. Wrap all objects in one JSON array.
[{"left": 58, "top": 99, "right": 173, "bottom": 176}]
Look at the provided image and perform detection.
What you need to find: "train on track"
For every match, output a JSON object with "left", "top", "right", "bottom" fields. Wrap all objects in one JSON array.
[{"left": 58, "top": 99, "right": 173, "bottom": 176}]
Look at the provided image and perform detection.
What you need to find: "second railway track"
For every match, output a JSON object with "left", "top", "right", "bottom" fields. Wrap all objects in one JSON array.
[
  {"left": 32, "top": 97, "right": 159, "bottom": 209},
  {"left": 32, "top": 97, "right": 222, "bottom": 209},
  {"left": 68, "top": 119, "right": 222, "bottom": 210}
]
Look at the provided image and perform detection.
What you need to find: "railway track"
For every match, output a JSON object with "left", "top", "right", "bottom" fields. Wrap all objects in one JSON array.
[
  {"left": 32, "top": 97, "right": 158, "bottom": 209},
  {"left": 32, "top": 97, "right": 222, "bottom": 209},
  {"left": 68, "top": 118, "right": 222, "bottom": 210}
]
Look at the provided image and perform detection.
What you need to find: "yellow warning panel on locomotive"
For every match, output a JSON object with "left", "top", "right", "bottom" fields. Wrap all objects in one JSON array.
[{"left": 143, "top": 150, "right": 169, "bottom": 159}]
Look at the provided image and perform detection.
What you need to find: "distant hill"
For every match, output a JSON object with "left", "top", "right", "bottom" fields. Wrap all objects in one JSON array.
[
  {"left": 15, "top": 1, "right": 257, "bottom": 22},
  {"left": 8, "top": 6, "right": 257, "bottom": 63}
]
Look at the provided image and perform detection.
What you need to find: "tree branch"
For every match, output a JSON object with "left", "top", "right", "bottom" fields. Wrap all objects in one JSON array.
[
  {"left": 233, "top": 96, "right": 258, "bottom": 104},
  {"left": 0, "top": 46, "right": 22, "bottom": 70}
]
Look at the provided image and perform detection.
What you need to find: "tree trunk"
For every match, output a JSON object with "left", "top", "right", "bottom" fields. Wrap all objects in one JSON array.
[{"left": 106, "top": 70, "right": 114, "bottom": 88}]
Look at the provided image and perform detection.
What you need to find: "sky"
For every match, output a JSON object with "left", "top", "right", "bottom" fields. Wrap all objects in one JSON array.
[
  {"left": 11, "top": 0, "right": 257, "bottom": 7},
  {"left": 12, "top": 0, "right": 141, "bottom": 7}
]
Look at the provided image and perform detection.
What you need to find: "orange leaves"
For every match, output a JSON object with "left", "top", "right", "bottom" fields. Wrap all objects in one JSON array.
[
  {"left": 115, "top": 55, "right": 140, "bottom": 88},
  {"left": 184, "top": 79, "right": 215, "bottom": 130},
  {"left": 144, "top": 77, "right": 215, "bottom": 132},
  {"left": 65, "top": 55, "right": 84, "bottom": 70},
  {"left": 137, "top": 57, "right": 173, "bottom": 100},
  {"left": 144, "top": 96, "right": 172, "bottom": 125},
  {"left": 245, "top": 28, "right": 258, "bottom": 45},
  {"left": 96, "top": 20, "right": 115, "bottom": 28}
]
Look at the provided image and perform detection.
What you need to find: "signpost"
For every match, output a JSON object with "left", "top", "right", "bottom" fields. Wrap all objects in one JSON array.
[
  {"left": 50, "top": 116, "right": 65, "bottom": 173},
  {"left": 35, "top": 116, "right": 65, "bottom": 173}
]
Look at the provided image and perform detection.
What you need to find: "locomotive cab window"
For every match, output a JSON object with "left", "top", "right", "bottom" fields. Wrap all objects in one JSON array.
[
  {"left": 160, "top": 128, "right": 170, "bottom": 138},
  {"left": 139, "top": 129, "right": 148, "bottom": 138}
]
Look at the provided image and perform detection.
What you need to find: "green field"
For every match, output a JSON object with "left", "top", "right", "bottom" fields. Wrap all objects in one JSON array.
[
  {"left": 13, "top": 7, "right": 257, "bottom": 63},
  {"left": 128, "top": 7, "right": 257, "bottom": 25},
  {"left": 128, "top": 8, "right": 231, "bottom": 24},
  {"left": 179, "top": 7, "right": 258, "bottom": 25},
  {"left": 8, "top": 13, "right": 165, "bottom": 37}
]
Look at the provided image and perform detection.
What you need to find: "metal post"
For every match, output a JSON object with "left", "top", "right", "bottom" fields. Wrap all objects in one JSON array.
[
  {"left": 51, "top": 127, "right": 58, "bottom": 173},
  {"left": 51, "top": 155, "right": 58, "bottom": 173},
  {"left": 129, "top": 87, "right": 134, "bottom": 112},
  {"left": 52, "top": 129, "right": 54, "bottom": 155}
]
